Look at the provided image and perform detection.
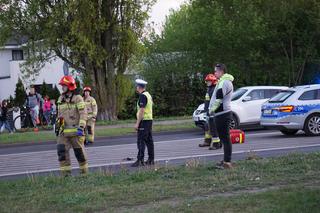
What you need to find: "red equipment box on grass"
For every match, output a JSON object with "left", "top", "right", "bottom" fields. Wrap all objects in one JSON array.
[{"left": 230, "top": 129, "right": 245, "bottom": 144}]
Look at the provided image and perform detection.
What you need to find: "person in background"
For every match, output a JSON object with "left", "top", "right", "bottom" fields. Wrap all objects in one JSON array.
[
  {"left": 209, "top": 63, "right": 234, "bottom": 169},
  {"left": 24, "top": 85, "right": 43, "bottom": 131},
  {"left": 83, "top": 87, "right": 98, "bottom": 145},
  {"left": 0, "top": 100, "right": 13, "bottom": 134},
  {"left": 43, "top": 95, "right": 51, "bottom": 126},
  {"left": 51, "top": 99, "right": 57, "bottom": 127},
  {"left": 56, "top": 75, "right": 88, "bottom": 176},
  {"left": 199, "top": 74, "right": 222, "bottom": 150},
  {"left": 131, "top": 79, "right": 154, "bottom": 167}
]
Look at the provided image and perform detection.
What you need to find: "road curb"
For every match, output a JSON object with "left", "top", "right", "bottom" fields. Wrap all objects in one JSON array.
[{"left": 0, "top": 129, "right": 199, "bottom": 148}]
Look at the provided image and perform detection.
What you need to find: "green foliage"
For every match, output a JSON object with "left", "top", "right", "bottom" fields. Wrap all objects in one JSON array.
[
  {"left": 116, "top": 75, "right": 135, "bottom": 119},
  {"left": 14, "top": 78, "right": 26, "bottom": 107},
  {"left": 118, "top": 90, "right": 138, "bottom": 120},
  {"left": 141, "top": 0, "right": 320, "bottom": 116},
  {"left": 39, "top": 81, "right": 60, "bottom": 102},
  {"left": 40, "top": 80, "right": 49, "bottom": 97},
  {"left": 0, "top": 0, "right": 155, "bottom": 120},
  {"left": 50, "top": 85, "right": 61, "bottom": 102}
]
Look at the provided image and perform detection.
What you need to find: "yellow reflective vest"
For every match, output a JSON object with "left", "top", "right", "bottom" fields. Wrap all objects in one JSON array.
[{"left": 137, "top": 91, "right": 153, "bottom": 120}]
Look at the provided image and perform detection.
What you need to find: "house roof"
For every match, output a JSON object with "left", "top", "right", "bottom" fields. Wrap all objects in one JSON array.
[{"left": 2, "top": 36, "right": 28, "bottom": 47}]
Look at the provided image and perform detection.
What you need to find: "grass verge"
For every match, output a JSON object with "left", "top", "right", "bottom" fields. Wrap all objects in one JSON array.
[
  {"left": 95, "top": 116, "right": 192, "bottom": 126},
  {"left": 0, "top": 152, "right": 319, "bottom": 213},
  {"left": 0, "top": 122, "right": 195, "bottom": 144}
]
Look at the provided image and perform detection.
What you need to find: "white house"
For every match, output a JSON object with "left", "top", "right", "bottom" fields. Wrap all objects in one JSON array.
[{"left": 0, "top": 38, "right": 67, "bottom": 100}]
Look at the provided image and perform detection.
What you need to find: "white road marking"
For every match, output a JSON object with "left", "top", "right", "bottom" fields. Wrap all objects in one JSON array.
[{"left": 0, "top": 131, "right": 279, "bottom": 157}]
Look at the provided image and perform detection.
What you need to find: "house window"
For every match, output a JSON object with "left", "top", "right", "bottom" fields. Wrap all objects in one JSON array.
[{"left": 12, "top": 50, "right": 24, "bottom": 61}]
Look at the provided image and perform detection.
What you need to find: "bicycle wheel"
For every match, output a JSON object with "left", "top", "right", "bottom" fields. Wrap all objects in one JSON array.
[{"left": 13, "top": 115, "right": 26, "bottom": 131}]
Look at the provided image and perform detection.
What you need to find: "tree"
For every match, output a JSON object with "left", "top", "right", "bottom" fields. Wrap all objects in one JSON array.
[
  {"left": 40, "top": 80, "right": 50, "bottom": 97},
  {"left": 14, "top": 78, "right": 26, "bottom": 107},
  {"left": 0, "top": 0, "right": 154, "bottom": 120},
  {"left": 50, "top": 85, "right": 61, "bottom": 102},
  {"left": 141, "top": 0, "right": 320, "bottom": 116}
]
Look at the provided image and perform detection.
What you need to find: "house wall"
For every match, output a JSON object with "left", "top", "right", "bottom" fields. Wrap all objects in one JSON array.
[
  {"left": 0, "top": 49, "right": 66, "bottom": 100},
  {"left": 0, "top": 49, "right": 12, "bottom": 78}
]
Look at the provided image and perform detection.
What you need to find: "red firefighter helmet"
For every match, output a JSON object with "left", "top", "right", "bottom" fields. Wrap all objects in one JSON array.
[
  {"left": 83, "top": 86, "right": 92, "bottom": 92},
  {"left": 205, "top": 74, "right": 218, "bottom": 85},
  {"left": 59, "top": 76, "right": 77, "bottom": 91}
]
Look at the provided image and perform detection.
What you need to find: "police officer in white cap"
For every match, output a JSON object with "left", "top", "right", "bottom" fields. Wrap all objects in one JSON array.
[{"left": 131, "top": 79, "right": 155, "bottom": 167}]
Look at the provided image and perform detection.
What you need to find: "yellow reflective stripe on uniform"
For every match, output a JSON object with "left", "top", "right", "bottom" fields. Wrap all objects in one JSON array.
[
  {"left": 205, "top": 131, "right": 211, "bottom": 139},
  {"left": 60, "top": 166, "right": 72, "bottom": 171},
  {"left": 79, "top": 163, "right": 88, "bottom": 170},
  {"left": 58, "top": 104, "right": 77, "bottom": 110},
  {"left": 77, "top": 102, "right": 85, "bottom": 109},
  {"left": 64, "top": 128, "right": 77, "bottom": 133},
  {"left": 239, "top": 133, "right": 243, "bottom": 143},
  {"left": 79, "top": 119, "right": 86, "bottom": 127},
  {"left": 205, "top": 93, "right": 210, "bottom": 101},
  {"left": 212, "top": 137, "right": 220, "bottom": 143}
]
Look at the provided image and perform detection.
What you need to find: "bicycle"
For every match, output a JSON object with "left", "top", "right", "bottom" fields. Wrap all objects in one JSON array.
[{"left": 13, "top": 107, "right": 34, "bottom": 131}]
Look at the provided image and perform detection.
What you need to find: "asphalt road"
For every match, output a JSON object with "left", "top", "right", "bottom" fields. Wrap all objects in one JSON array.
[{"left": 1, "top": 129, "right": 320, "bottom": 180}]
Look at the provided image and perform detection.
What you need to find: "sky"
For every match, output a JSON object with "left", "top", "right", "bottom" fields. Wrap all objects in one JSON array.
[{"left": 148, "top": 0, "right": 187, "bottom": 34}]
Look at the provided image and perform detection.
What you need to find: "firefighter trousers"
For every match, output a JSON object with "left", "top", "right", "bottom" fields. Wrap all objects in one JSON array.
[
  {"left": 57, "top": 135, "right": 88, "bottom": 176},
  {"left": 86, "top": 118, "right": 96, "bottom": 143},
  {"left": 204, "top": 116, "right": 220, "bottom": 144}
]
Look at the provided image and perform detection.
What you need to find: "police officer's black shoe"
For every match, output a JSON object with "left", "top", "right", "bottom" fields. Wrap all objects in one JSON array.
[
  {"left": 145, "top": 159, "right": 155, "bottom": 165},
  {"left": 131, "top": 160, "right": 145, "bottom": 167}
]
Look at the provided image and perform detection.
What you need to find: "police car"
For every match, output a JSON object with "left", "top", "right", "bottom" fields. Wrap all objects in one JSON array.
[{"left": 261, "top": 84, "right": 320, "bottom": 136}]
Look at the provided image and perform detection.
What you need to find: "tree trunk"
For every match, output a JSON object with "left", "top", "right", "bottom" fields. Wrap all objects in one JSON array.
[{"left": 84, "top": 58, "right": 118, "bottom": 121}]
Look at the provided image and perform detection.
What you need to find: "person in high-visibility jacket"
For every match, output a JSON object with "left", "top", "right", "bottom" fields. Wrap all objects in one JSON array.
[
  {"left": 56, "top": 75, "right": 88, "bottom": 176},
  {"left": 199, "top": 74, "right": 222, "bottom": 150},
  {"left": 83, "top": 86, "right": 98, "bottom": 145},
  {"left": 209, "top": 64, "right": 234, "bottom": 169},
  {"left": 131, "top": 79, "right": 154, "bottom": 167}
]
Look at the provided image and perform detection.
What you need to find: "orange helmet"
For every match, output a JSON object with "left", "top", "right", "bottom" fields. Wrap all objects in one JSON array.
[
  {"left": 205, "top": 74, "right": 217, "bottom": 85},
  {"left": 83, "top": 86, "right": 92, "bottom": 92},
  {"left": 59, "top": 76, "right": 77, "bottom": 91}
]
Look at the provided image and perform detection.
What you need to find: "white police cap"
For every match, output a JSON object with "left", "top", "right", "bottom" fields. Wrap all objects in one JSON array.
[{"left": 135, "top": 79, "right": 148, "bottom": 85}]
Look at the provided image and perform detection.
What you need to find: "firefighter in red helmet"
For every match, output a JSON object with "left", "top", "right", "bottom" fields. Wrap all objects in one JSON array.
[
  {"left": 199, "top": 74, "right": 222, "bottom": 150},
  {"left": 55, "top": 75, "right": 88, "bottom": 176},
  {"left": 83, "top": 86, "right": 98, "bottom": 145}
]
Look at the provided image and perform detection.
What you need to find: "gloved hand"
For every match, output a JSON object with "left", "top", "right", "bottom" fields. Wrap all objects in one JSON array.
[{"left": 76, "top": 127, "right": 84, "bottom": 136}]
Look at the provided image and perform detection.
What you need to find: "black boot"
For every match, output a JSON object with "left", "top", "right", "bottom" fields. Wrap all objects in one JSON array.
[
  {"left": 145, "top": 159, "right": 155, "bottom": 165},
  {"left": 199, "top": 138, "right": 211, "bottom": 147},
  {"left": 131, "top": 160, "right": 145, "bottom": 167}
]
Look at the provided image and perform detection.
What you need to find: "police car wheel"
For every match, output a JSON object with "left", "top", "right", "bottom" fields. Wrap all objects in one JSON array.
[
  {"left": 304, "top": 113, "right": 320, "bottom": 136},
  {"left": 280, "top": 130, "right": 298, "bottom": 136}
]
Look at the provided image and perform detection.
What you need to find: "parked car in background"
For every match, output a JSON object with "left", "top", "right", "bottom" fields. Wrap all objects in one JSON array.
[
  {"left": 261, "top": 84, "right": 320, "bottom": 136},
  {"left": 193, "top": 86, "right": 288, "bottom": 129}
]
